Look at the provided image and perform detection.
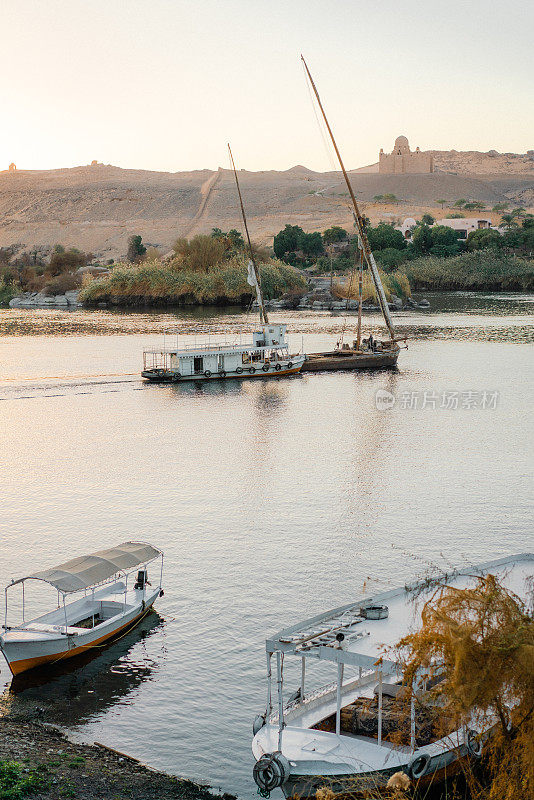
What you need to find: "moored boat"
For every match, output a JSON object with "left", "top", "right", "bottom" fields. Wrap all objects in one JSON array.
[
  {"left": 0, "top": 541, "right": 163, "bottom": 676},
  {"left": 300, "top": 57, "right": 406, "bottom": 373},
  {"left": 251, "top": 552, "right": 533, "bottom": 797},
  {"left": 302, "top": 338, "right": 399, "bottom": 372}
]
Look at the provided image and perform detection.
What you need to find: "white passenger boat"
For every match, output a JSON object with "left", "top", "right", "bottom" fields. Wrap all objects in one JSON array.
[
  {"left": 142, "top": 145, "right": 305, "bottom": 384},
  {"left": 142, "top": 323, "right": 305, "bottom": 382},
  {"left": 251, "top": 552, "right": 533, "bottom": 797},
  {"left": 0, "top": 541, "right": 163, "bottom": 677}
]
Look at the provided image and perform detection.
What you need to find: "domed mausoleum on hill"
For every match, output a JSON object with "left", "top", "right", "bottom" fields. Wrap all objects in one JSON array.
[{"left": 379, "top": 136, "right": 434, "bottom": 174}]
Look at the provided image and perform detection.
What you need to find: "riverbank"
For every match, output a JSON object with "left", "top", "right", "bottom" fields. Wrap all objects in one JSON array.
[
  {"left": 78, "top": 258, "right": 306, "bottom": 308},
  {"left": 0, "top": 717, "right": 233, "bottom": 800},
  {"left": 405, "top": 250, "right": 534, "bottom": 291}
]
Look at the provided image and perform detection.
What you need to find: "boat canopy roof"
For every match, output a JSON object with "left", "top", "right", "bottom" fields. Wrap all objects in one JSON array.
[{"left": 9, "top": 541, "right": 162, "bottom": 594}]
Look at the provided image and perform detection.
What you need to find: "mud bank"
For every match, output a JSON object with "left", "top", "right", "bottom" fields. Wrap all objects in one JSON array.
[{"left": 0, "top": 717, "right": 235, "bottom": 800}]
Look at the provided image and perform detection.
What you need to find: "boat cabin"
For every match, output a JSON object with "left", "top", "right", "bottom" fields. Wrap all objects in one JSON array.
[{"left": 143, "top": 324, "right": 297, "bottom": 378}]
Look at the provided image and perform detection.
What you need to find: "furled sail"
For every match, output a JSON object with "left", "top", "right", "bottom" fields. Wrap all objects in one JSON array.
[{"left": 247, "top": 259, "right": 263, "bottom": 309}]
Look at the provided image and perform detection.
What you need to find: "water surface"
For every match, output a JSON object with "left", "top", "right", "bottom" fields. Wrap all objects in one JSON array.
[{"left": 0, "top": 293, "right": 532, "bottom": 797}]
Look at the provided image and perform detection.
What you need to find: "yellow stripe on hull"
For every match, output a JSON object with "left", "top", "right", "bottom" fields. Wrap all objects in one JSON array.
[{"left": 6, "top": 609, "right": 147, "bottom": 676}]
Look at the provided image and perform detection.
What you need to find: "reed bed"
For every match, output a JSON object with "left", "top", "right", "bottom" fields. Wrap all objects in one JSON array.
[
  {"left": 79, "top": 256, "right": 306, "bottom": 307},
  {"left": 333, "top": 270, "right": 411, "bottom": 302},
  {"left": 405, "top": 250, "right": 534, "bottom": 291}
]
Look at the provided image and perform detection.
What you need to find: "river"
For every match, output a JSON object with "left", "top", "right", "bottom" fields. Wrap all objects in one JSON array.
[{"left": 0, "top": 292, "right": 532, "bottom": 797}]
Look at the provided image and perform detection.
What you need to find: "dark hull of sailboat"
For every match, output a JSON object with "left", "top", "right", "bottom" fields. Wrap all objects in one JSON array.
[{"left": 302, "top": 349, "right": 399, "bottom": 372}]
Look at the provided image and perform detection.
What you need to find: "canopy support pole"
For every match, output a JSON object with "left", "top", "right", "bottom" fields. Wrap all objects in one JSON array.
[
  {"left": 4, "top": 588, "right": 8, "bottom": 630},
  {"left": 301, "top": 656, "right": 306, "bottom": 701},
  {"left": 276, "top": 651, "right": 284, "bottom": 750},
  {"left": 410, "top": 687, "right": 416, "bottom": 752},
  {"left": 124, "top": 574, "right": 128, "bottom": 612},
  {"left": 335, "top": 661, "right": 344, "bottom": 736},
  {"left": 266, "top": 652, "right": 273, "bottom": 715},
  {"left": 22, "top": 582, "right": 25, "bottom": 623},
  {"left": 62, "top": 594, "right": 68, "bottom": 635},
  {"left": 377, "top": 669, "right": 383, "bottom": 746}
]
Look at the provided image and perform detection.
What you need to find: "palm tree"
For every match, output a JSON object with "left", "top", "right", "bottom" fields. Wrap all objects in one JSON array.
[
  {"left": 436, "top": 199, "right": 447, "bottom": 209},
  {"left": 500, "top": 213, "right": 519, "bottom": 230}
]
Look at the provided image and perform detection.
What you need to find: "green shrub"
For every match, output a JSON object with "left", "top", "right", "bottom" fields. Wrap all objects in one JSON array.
[
  {"left": 0, "top": 760, "right": 48, "bottom": 799},
  {"left": 334, "top": 268, "right": 411, "bottom": 302},
  {"left": 42, "top": 272, "right": 82, "bottom": 296},
  {"left": 49, "top": 247, "right": 87, "bottom": 275},
  {"left": 375, "top": 247, "right": 409, "bottom": 271},
  {"left": 405, "top": 250, "right": 534, "bottom": 291},
  {"left": 0, "top": 280, "right": 18, "bottom": 307},
  {"left": 79, "top": 255, "right": 306, "bottom": 307}
]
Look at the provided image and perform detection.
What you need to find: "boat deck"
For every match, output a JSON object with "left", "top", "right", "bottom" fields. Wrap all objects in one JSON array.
[{"left": 269, "top": 553, "right": 533, "bottom": 670}]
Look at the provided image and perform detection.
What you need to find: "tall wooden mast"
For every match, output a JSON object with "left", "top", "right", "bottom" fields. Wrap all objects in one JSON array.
[
  {"left": 228, "top": 144, "right": 269, "bottom": 325},
  {"left": 301, "top": 56, "right": 396, "bottom": 342}
]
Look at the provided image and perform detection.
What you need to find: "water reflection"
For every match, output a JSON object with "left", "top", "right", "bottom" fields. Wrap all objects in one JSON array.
[
  {"left": 0, "top": 610, "right": 164, "bottom": 727},
  {"left": 1, "top": 292, "right": 533, "bottom": 341},
  {"left": 167, "top": 377, "right": 246, "bottom": 399}
]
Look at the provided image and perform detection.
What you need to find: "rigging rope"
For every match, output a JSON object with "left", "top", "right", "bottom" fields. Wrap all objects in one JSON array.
[{"left": 302, "top": 62, "right": 338, "bottom": 174}]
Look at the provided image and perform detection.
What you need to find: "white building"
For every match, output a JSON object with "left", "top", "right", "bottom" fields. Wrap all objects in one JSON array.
[{"left": 397, "top": 216, "right": 498, "bottom": 241}]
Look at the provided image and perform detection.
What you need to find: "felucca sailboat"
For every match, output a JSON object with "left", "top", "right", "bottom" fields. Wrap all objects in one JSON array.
[
  {"left": 142, "top": 148, "right": 305, "bottom": 382},
  {"left": 300, "top": 57, "right": 405, "bottom": 373}
]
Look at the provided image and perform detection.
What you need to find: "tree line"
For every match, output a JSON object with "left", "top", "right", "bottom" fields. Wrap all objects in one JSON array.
[{"left": 272, "top": 213, "right": 534, "bottom": 274}]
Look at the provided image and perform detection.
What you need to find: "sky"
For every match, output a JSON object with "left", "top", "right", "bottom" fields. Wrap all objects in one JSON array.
[{"left": 1, "top": 0, "right": 533, "bottom": 173}]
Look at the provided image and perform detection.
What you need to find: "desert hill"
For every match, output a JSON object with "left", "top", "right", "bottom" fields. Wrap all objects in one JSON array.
[{"left": 0, "top": 150, "right": 532, "bottom": 260}]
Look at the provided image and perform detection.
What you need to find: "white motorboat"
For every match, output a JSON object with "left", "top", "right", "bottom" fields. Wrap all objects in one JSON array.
[
  {"left": 251, "top": 552, "right": 533, "bottom": 797},
  {"left": 0, "top": 541, "right": 163, "bottom": 677}
]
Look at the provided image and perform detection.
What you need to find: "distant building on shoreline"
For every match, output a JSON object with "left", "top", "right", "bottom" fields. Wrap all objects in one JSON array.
[
  {"left": 397, "top": 216, "right": 496, "bottom": 241},
  {"left": 8, "top": 162, "right": 16, "bottom": 172},
  {"left": 379, "top": 136, "right": 434, "bottom": 174}
]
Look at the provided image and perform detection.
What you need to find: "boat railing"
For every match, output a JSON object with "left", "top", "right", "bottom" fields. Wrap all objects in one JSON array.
[
  {"left": 143, "top": 342, "right": 289, "bottom": 355},
  {"left": 268, "top": 668, "right": 378, "bottom": 724}
]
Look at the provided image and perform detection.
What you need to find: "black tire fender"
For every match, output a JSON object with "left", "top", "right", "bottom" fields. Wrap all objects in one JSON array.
[
  {"left": 407, "top": 753, "right": 431, "bottom": 780},
  {"left": 262, "top": 364, "right": 270, "bottom": 372},
  {"left": 249, "top": 367, "right": 256, "bottom": 374},
  {"left": 275, "top": 364, "right": 281, "bottom": 372},
  {"left": 236, "top": 367, "right": 243, "bottom": 374},
  {"left": 204, "top": 370, "right": 212, "bottom": 378},
  {"left": 253, "top": 752, "right": 291, "bottom": 792},
  {"left": 466, "top": 729, "right": 483, "bottom": 759},
  {"left": 219, "top": 370, "right": 226, "bottom": 378}
]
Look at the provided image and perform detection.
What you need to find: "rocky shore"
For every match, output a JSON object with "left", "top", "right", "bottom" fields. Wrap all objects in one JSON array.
[
  {"left": 259, "top": 288, "right": 430, "bottom": 312},
  {"left": 9, "top": 291, "right": 81, "bottom": 309},
  {"left": 0, "top": 717, "right": 233, "bottom": 800}
]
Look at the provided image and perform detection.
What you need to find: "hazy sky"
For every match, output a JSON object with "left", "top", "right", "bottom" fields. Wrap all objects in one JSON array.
[{"left": 1, "top": 0, "right": 532, "bottom": 173}]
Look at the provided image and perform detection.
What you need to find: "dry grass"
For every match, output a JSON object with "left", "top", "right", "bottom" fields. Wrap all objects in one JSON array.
[
  {"left": 332, "top": 270, "right": 411, "bottom": 302},
  {"left": 405, "top": 251, "right": 534, "bottom": 291},
  {"left": 396, "top": 574, "right": 534, "bottom": 800},
  {"left": 79, "top": 255, "right": 306, "bottom": 306}
]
